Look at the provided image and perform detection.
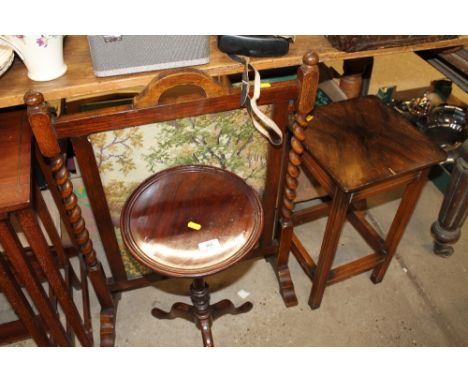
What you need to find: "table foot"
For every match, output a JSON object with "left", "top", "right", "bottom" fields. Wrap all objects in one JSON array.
[
  {"left": 211, "top": 299, "right": 253, "bottom": 320},
  {"left": 150, "top": 278, "right": 252, "bottom": 346},
  {"left": 151, "top": 302, "right": 194, "bottom": 322}
]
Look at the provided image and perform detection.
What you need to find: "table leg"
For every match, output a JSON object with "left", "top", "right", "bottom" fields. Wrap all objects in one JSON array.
[
  {"left": 0, "top": 253, "right": 50, "bottom": 346},
  {"left": 340, "top": 57, "right": 374, "bottom": 98},
  {"left": 431, "top": 140, "right": 468, "bottom": 256}
]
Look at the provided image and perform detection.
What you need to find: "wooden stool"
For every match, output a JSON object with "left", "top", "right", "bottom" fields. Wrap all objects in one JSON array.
[
  {"left": 120, "top": 165, "right": 263, "bottom": 346},
  {"left": 277, "top": 96, "right": 446, "bottom": 309}
]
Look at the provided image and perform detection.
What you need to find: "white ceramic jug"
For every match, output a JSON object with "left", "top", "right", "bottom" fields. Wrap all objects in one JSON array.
[{"left": 0, "top": 35, "right": 67, "bottom": 81}]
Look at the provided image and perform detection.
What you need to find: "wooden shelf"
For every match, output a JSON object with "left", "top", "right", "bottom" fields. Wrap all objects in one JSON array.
[{"left": 0, "top": 35, "right": 467, "bottom": 108}]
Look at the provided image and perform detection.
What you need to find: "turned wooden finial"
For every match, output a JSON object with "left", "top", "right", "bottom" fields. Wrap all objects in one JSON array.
[
  {"left": 303, "top": 50, "right": 319, "bottom": 66},
  {"left": 296, "top": 50, "right": 320, "bottom": 116},
  {"left": 24, "top": 90, "right": 45, "bottom": 107},
  {"left": 23, "top": 90, "right": 61, "bottom": 157}
]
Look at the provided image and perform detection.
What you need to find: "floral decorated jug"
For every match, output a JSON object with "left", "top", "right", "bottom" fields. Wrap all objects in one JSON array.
[{"left": 0, "top": 35, "right": 67, "bottom": 81}]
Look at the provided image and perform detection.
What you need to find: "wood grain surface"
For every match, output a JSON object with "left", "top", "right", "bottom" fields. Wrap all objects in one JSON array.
[
  {"left": 0, "top": 110, "right": 31, "bottom": 213},
  {"left": 1, "top": 35, "right": 466, "bottom": 108},
  {"left": 303, "top": 96, "right": 447, "bottom": 192},
  {"left": 120, "top": 165, "right": 263, "bottom": 278}
]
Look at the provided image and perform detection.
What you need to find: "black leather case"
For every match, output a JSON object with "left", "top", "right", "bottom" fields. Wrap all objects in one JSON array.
[{"left": 217, "top": 35, "right": 290, "bottom": 57}]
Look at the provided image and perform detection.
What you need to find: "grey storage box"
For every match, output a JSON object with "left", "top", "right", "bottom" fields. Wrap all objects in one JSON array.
[{"left": 87, "top": 35, "right": 210, "bottom": 77}]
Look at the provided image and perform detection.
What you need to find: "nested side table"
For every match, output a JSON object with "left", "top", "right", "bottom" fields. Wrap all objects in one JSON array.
[
  {"left": 0, "top": 108, "right": 93, "bottom": 346},
  {"left": 120, "top": 165, "right": 263, "bottom": 346}
]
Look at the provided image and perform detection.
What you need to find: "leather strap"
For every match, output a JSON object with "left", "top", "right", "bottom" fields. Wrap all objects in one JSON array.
[{"left": 230, "top": 54, "right": 283, "bottom": 146}]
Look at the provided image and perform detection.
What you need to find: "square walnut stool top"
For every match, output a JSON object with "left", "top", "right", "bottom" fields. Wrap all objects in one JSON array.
[
  {"left": 303, "top": 96, "right": 446, "bottom": 193},
  {"left": 276, "top": 95, "right": 447, "bottom": 310}
]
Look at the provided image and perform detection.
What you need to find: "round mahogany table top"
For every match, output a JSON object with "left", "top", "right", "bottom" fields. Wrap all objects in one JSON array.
[{"left": 120, "top": 165, "right": 264, "bottom": 278}]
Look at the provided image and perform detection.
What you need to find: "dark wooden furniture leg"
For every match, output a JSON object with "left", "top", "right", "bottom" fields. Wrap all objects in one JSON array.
[
  {"left": 277, "top": 221, "right": 297, "bottom": 306},
  {"left": 16, "top": 208, "right": 93, "bottom": 346},
  {"left": 152, "top": 277, "right": 252, "bottom": 347},
  {"left": 0, "top": 219, "right": 71, "bottom": 346},
  {"left": 371, "top": 169, "right": 430, "bottom": 283},
  {"left": 0, "top": 250, "right": 51, "bottom": 346},
  {"left": 340, "top": 57, "right": 374, "bottom": 98},
  {"left": 431, "top": 140, "right": 468, "bottom": 257},
  {"left": 309, "top": 189, "right": 352, "bottom": 309},
  {"left": 189, "top": 278, "right": 214, "bottom": 347}
]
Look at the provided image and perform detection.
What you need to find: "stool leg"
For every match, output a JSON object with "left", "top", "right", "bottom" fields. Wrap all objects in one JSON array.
[
  {"left": 371, "top": 169, "right": 429, "bottom": 283},
  {"left": 309, "top": 189, "right": 352, "bottom": 309}
]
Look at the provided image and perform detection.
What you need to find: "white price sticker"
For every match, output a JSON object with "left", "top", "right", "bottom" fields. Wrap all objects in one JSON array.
[{"left": 198, "top": 239, "right": 221, "bottom": 253}]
